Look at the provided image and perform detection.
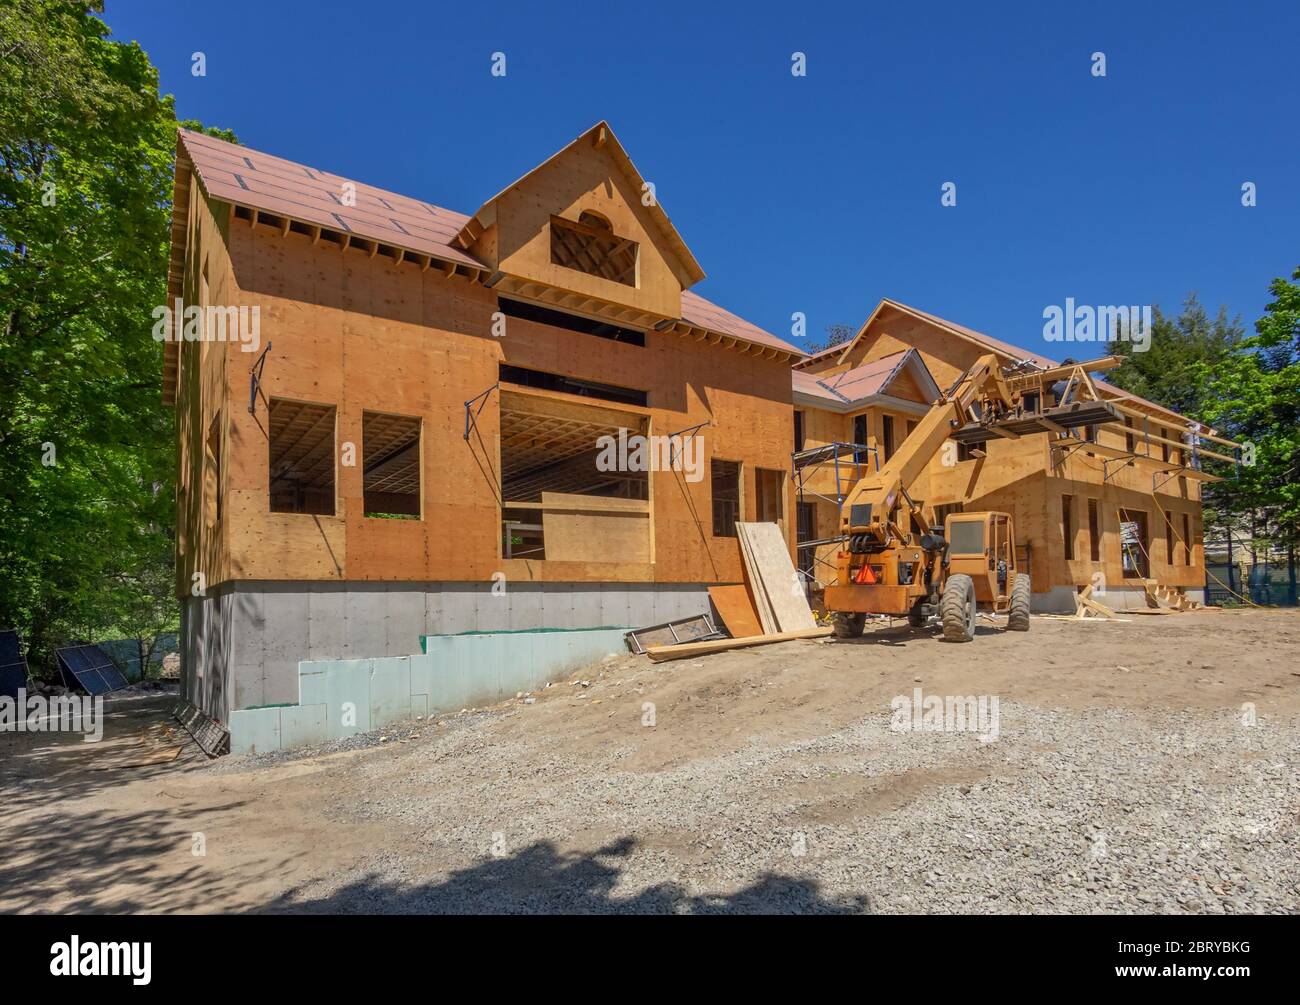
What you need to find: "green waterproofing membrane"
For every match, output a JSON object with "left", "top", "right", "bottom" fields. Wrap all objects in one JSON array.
[{"left": 229, "top": 627, "right": 629, "bottom": 755}]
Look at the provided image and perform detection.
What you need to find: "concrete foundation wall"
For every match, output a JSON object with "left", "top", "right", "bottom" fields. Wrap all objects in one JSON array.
[
  {"left": 181, "top": 580, "right": 711, "bottom": 723},
  {"left": 228, "top": 627, "right": 630, "bottom": 755},
  {"left": 181, "top": 586, "right": 234, "bottom": 724}
]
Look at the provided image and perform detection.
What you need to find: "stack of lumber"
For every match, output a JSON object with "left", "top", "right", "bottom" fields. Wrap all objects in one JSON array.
[{"left": 735, "top": 522, "right": 817, "bottom": 633}]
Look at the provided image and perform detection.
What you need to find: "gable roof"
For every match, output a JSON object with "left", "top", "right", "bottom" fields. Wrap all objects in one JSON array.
[
  {"left": 828, "top": 298, "right": 1192, "bottom": 424},
  {"left": 170, "top": 129, "right": 800, "bottom": 380},
  {"left": 792, "top": 348, "right": 940, "bottom": 413},
  {"left": 454, "top": 121, "right": 705, "bottom": 288}
]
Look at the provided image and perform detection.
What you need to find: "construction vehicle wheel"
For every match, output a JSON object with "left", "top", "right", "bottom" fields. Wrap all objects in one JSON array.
[
  {"left": 907, "top": 598, "right": 928, "bottom": 628},
  {"left": 940, "top": 574, "right": 977, "bottom": 642},
  {"left": 832, "top": 612, "right": 866, "bottom": 638},
  {"left": 1008, "top": 573, "right": 1031, "bottom": 631}
]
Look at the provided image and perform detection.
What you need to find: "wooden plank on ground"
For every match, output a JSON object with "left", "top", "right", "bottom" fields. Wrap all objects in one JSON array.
[
  {"left": 737, "top": 522, "right": 817, "bottom": 632},
  {"left": 709, "top": 584, "right": 764, "bottom": 639},
  {"left": 1073, "top": 584, "right": 1118, "bottom": 619},
  {"left": 645, "top": 627, "right": 832, "bottom": 662}
]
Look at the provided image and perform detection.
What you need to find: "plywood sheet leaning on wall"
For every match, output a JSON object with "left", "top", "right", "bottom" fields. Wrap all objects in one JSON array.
[
  {"left": 708, "top": 584, "right": 764, "bottom": 639},
  {"left": 736, "top": 522, "right": 818, "bottom": 633},
  {"left": 736, "top": 527, "right": 777, "bottom": 633}
]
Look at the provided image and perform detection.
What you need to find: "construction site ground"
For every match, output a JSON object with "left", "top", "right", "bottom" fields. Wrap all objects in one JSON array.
[{"left": 3, "top": 609, "right": 1298, "bottom": 914}]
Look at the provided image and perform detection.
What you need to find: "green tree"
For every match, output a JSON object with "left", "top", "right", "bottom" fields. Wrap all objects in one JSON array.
[
  {"left": 807, "top": 322, "right": 856, "bottom": 355},
  {"left": 1105, "top": 295, "right": 1245, "bottom": 420},
  {"left": 1197, "top": 268, "right": 1300, "bottom": 555},
  {"left": 0, "top": 1, "right": 232, "bottom": 673}
]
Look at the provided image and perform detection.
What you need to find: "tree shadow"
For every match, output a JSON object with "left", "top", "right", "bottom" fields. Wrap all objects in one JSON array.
[{"left": 265, "top": 836, "right": 873, "bottom": 915}]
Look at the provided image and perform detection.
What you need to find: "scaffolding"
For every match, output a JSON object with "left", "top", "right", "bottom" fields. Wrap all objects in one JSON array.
[{"left": 791, "top": 441, "right": 878, "bottom": 588}]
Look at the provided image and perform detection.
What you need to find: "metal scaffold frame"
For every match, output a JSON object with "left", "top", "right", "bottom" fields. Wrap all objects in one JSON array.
[{"left": 791, "top": 441, "right": 878, "bottom": 586}]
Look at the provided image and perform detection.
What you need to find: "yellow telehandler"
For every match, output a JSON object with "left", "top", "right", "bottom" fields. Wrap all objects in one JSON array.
[{"left": 824, "top": 352, "right": 1122, "bottom": 641}]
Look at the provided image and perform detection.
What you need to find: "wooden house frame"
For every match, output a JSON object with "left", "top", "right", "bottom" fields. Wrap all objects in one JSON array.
[
  {"left": 791, "top": 298, "right": 1229, "bottom": 612},
  {"left": 165, "top": 123, "right": 804, "bottom": 725}
]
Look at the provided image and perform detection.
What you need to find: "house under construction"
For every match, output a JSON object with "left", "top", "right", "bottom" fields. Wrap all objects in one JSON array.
[{"left": 165, "top": 122, "right": 803, "bottom": 750}]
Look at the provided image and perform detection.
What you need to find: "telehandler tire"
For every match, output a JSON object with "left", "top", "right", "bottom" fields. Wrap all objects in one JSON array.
[
  {"left": 907, "top": 597, "right": 929, "bottom": 628},
  {"left": 832, "top": 611, "right": 866, "bottom": 638},
  {"left": 940, "top": 574, "right": 977, "bottom": 642},
  {"left": 1007, "top": 573, "right": 1031, "bottom": 631}
]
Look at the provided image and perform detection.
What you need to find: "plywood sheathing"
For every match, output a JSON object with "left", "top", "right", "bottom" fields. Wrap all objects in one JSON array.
[{"left": 172, "top": 189, "right": 798, "bottom": 594}]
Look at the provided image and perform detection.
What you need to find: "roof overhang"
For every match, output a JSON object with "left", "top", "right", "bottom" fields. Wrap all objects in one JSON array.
[{"left": 792, "top": 390, "right": 933, "bottom": 416}]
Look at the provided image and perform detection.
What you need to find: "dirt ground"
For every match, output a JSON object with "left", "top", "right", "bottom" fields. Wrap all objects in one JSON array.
[{"left": 2, "top": 608, "right": 1298, "bottom": 914}]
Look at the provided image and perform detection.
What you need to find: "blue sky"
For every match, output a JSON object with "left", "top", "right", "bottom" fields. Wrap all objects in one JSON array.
[{"left": 104, "top": 0, "right": 1299, "bottom": 357}]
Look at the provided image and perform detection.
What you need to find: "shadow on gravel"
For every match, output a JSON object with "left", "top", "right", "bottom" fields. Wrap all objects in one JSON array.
[
  {"left": 266, "top": 836, "right": 873, "bottom": 915},
  {"left": 832, "top": 623, "right": 1003, "bottom": 647}
]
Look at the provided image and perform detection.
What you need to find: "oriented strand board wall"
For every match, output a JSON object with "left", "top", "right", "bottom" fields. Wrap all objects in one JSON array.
[
  {"left": 190, "top": 209, "right": 794, "bottom": 594},
  {"left": 174, "top": 186, "right": 236, "bottom": 599},
  {"left": 484, "top": 138, "right": 685, "bottom": 319}
]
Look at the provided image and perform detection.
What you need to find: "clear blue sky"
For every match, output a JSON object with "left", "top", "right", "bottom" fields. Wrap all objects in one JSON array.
[{"left": 103, "top": 0, "right": 1299, "bottom": 357}]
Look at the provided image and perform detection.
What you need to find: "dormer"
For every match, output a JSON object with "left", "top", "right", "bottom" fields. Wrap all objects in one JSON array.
[{"left": 454, "top": 122, "right": 704, "bottom": 326}]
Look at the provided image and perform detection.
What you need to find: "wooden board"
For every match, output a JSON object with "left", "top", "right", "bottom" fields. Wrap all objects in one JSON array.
[
  {"left": 645, "top": 627, "right": 832, "bottom": 662},
  {"left": 709, "top": 584, "right": 764, "bottom": 639},
  {"left": 736, "top": 526, "right": 777, "bottom": 633},
  {"left": 737, "top": 522, "right": 817, "bottom": 632}
]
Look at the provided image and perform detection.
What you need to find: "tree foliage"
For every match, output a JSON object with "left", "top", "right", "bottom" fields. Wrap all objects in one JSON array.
[
  {"left": 0, "top": 1, "right": 231, "bottom": 672},
  {"left": 1105, "top": 283, "right": 1300, "bottom": 554},
  {"left": 1104, "top": 296, "right": 1244, "bottom": 421},
  {"left": 1196, "top": 269, "right": 1300, "bottom": 550},
  {"left": 807, "top": 322, "right": 856, "bottom": 355}
]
